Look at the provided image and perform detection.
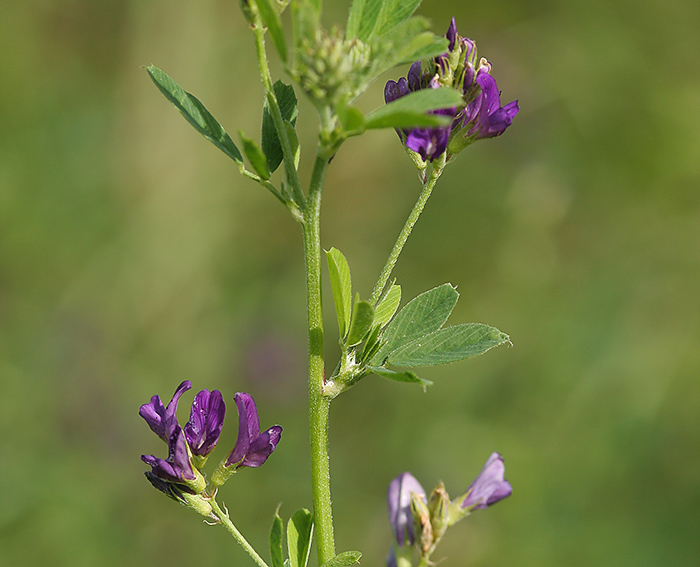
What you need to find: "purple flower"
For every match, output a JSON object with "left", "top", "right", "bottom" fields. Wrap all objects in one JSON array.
[
  {"left": 141, "top": 424, "right": 205, "bottom": 493},
  {"left": 388, "top": 472, "right": 426, "bottom": 546},
  {"left": 463, "top": 72, "right": 519, "bottom": 140},
  {"left": 404, "top": 115, "right": 453, "bottom": 162},
  {"left": 225, "top": 392, "right": 282, "bottom": 469},
  {"left": 139, "top": 380, "right": 191, "bottom": 443},
  {"left": 384, "top": 63, "right": 454, "bottom": 163},
  {"left": 384, "top": 18, "right": 518, "bottom": 161},
  {"left": 461, "top": 452, "right": 512, "bottom": 510},
  {"left": 184, "top": 389, "right": 225, "bottom": 458}
]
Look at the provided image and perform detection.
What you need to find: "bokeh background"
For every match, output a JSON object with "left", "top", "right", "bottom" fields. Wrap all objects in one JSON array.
[{"left": 2, "top": 0, "right": 699, "bottom": 565}]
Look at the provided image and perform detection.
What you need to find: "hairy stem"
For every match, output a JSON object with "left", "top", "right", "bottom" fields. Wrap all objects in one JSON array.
[
  {"left": 210, "top": 497, "right": 270, "bottom": 567},
  {"left": 304, "top": 149, "right": 335, "bottom": 565},
  {"left": 369, "top": 163, "right": 445, "bottom": 305}
]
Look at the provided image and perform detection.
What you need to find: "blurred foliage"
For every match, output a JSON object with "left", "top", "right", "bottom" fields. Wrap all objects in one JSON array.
[{"left": 1, "top": 0, "right": 700, "bottom": 566}]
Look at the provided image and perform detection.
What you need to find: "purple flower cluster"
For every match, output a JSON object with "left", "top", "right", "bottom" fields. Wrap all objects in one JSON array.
[
  {"left": 386, "top": 453, "right": 511, "bottom": 565},
  {"left": 384, "top": 18, "right": 519, "bottom": 162},
  {"left": 384, "top": 63, "right": 456, "bottom": 162},
  {"left": 140, "top": 382, "right": 282, "bottom": 496}
]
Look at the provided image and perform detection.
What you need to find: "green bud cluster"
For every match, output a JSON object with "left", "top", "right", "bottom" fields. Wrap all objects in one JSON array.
[
  {"left": 293, "top": 28, "right": 371, "bottom": 109},
  {"left": 408, "top": 483, "right": 453, "bottom": 559}
]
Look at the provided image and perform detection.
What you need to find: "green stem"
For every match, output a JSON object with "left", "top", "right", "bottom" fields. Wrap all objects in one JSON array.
[
  {"left": 252, "top": 19, "right": 306, "bottom": 209},
  {"left": 210, "top": 497, "right": 270, "bottom": 567},
  {"left": 303, "top": 149, "right": 335, "bottom": 566},
  {"left": 368, "top": 164, "right": 445, "bottom": 305}
]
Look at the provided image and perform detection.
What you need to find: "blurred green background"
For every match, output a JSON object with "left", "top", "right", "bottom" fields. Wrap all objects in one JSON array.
[{"left": 2, "top": 0, "right": 699, "bottom": 565}]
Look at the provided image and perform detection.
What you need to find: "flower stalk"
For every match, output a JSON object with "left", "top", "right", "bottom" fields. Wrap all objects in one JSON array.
[
  {"left": 369, "top": 159, "right": 445, "bottom": 305},
  {"left": 210, "top": 497, "right": 271, "bottom": 567}
]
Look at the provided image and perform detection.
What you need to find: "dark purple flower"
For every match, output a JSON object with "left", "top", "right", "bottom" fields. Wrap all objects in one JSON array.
[
  {"left": 404, "top": 113, "right": 453, "bottom": 162},
  {"left": 464, "top": 72, "right": 519, "bottom": 139},
  {"left": 461, "top": 452, "right": 512, "bottom": 510},
  {"left": 384, "top": 62, "right": 454, "bottom": 162},
  {"left": 139, "top": 380, "right": 191, "bottom": 443},
  {"left": 141, "top": 424, "right": 205, "bottom": 493},
  {"left": 184, "top": 389, "right": 225, "bottom": 458},
  {"left": 225, "top": 392, "right": 282, "bottom": 469},
  {"left": 388, "top": 472, "right": 426, "bottom": 546},
  {"left": 385, "top": 18, "right": 518, "bottom": 161}
]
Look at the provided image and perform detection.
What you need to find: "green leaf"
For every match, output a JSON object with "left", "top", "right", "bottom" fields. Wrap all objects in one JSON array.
[
  {"left": 374, "top": 284, "right": 401, "bottom": 329},
  {"left": 368, "top": 366, "right": 432, "bottom": 389},
  {"left": 262, "top": 81, "right": 298, "bottom": 173},
  {"left": 346, "top": 295, "right": 376, "bottom": 347},
  {"left": 146, "top": 65, "right": 243, "bottom": 164},
  {"left": 239, "top": 130, "right": 271, "bottom": 179},
  {"left": 386, "top": 323, "right": 510, "bottom": 367},
  {"left": 320, "top": 551, "right": 363, "bottom": 567},
  {"left": 284, "top": 120, "right": 301, "bottom": 169},
  {"left": 338, "top": 105, "right": 366, "bottom": 135},
  {"left": 287, "top": 509, "right": 314, "bottom": 567},
  {"left": 365, "top": 88, "right": 464, "bottom": 130},
  {"left": 257, "top": 0, "right": 288, "bottom": 62},
  {"left": 372, "top": 283, "right": 458, "bottom": 364},
  {"left": 368, "top": 18, "right": 448, "bottom": 79},
  {"left": 389, "top": 23, "right": 449, "bottom": 66},
  {"left": 326, "top": 248, "right": 352, "bottom": 338},
  {"left": 360, "top": 323, "right": 383, "bottom": 362},
  {"left": 347, "top": 0, "right": 384, "bottom": 41},
  {"left": 374, "top": 0, "right": 422, "bottom": 37},
  {"left": 292, "top": 0, "right": 321, "bottom": 45},
  {"left": 270, "top": 507, "right": 285, "bottom": 567}
]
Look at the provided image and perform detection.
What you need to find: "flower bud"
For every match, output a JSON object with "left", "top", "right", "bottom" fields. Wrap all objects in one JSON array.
[
  {"left": 293, "top": 28, "right": 370, "bottom": 108},
  {"left": 427, "top": 482, "right": 450, "bottom": 543},
  {"left": 411, "top": 492, "right": 433, "bottom": 554}
]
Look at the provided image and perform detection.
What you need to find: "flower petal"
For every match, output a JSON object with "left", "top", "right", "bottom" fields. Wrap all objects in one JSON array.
[
  {"left": 226, "top": 392, "right": 262, "bottom": 466},
  {"left": 139, "top": 380, "right": 191, "bottom": 442},
  {"left": 240, "top": 425, "right": 283, "bottom": 468},
  {"left": 185, "top": 389, "right": 225, "bottom": 457},
  {"left": 461, "top": 452, "right": 512, "bottom": 510},
  {"left": 407, "top": 61, "right": 422, "bottom": 92},
  {"left": 388, "top": 472, "right": 426, "bottom": 546}
]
